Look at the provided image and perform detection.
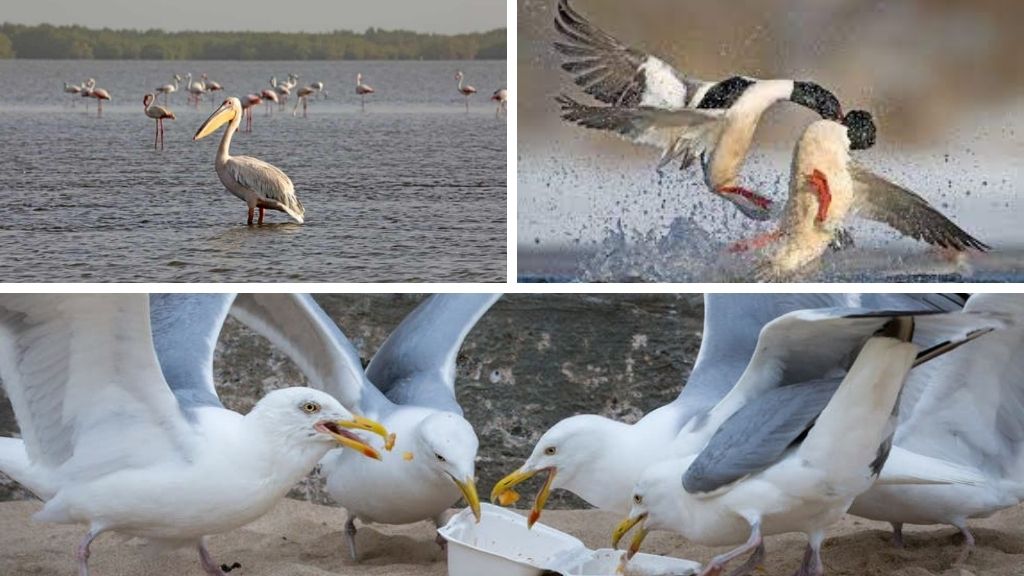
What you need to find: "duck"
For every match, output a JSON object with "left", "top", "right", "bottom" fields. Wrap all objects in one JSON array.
[
  {"left": 553, "top": 0, "right": 856, "bottom": 221},
  {"left": 741, "top": 113, "right": 987, "bottom": 280}
]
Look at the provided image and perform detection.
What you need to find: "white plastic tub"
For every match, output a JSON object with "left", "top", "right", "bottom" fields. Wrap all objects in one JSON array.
[{"left": 437, "top": 504, "right": 701, "bottom": 576}]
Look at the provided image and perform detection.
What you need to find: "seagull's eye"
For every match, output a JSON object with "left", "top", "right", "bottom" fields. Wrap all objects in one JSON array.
[
  {"left": 435, "top": 453, "right": 446, "bottom": 463},
  {"left": 301, "top": 402, "right": 321, "bottom": 414},
  {"left": 544, "top": 446, "right": 556, "bottom": 456},
  {"left": 634, "top": 495, "right": 643, "bottom": 505}
]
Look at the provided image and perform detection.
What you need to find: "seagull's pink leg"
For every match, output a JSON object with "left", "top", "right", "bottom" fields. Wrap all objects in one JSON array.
[
  {"left": 76, "top": 530, "right": 101, "bottom": 576},
  {"left": 806, "top": 169, "right": 832, "bottom": 222},
  {"left": 197, "top": 539, "right": 229, "bottom": 576}
]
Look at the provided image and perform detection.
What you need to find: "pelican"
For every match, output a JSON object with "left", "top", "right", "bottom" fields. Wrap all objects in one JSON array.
[
  {"left": 490, "top": 88, "right": 507, "bottom": 117},
  {"left": 260, "top": 89, "right": 279, "bottom": 115},
  {"left": 193, "top": 97, "right": 305, "bottom": 226},
  {"left": 355, "top": 73, "right": 374, "bottom": 110},
  {"left": 241, "top": 94, "right": 262, "bottom": 133},
  {"left": 736, "top": 115, "right": 987, "bottom": 280},
  {"left": 293, "top": 85, "right": 316, "bottom": 118},
  {"left": 143, "top": 93, "right": 176, "bottom": 150},
  {"left": 63, "top": 81, "right": 81, "bottom": 106},
  {"left": 155, "top": 74, "right": 180, "bottom": 105},
  {"left": 455, "top": 70, "right": 476, "bottom": 112}
]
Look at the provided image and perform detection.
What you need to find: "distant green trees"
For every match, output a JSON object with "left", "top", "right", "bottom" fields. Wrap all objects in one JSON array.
[{"left": 0, "top": 23, "right": 506, "bottom": 60}]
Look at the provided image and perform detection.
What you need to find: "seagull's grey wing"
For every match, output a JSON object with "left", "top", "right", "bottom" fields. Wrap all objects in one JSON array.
[
  {"left": 895, "top": 294, "right": 1024, "bottom": 477},
  {"left": 366, "top": 294, "right": 500, "bottom": 413},
  {"left": 150, "top": 294, "right": 235, "bottom": 413},
  {"left": 0, "top": 295, "right": 197, "bottom": 484},
  {"left": 556, "top": 94, "right": 724, "bottom": 171},
  {"left": 850, "top": 164, "right": 988, "bottom": 251},
  {"left": 683, "top": 377, "right": 842, "bottom": 493},
  {"left": 554, "top": 0, "right": 701, "bottom": 108},
  {"left": 229, "top": 294, "right": 391, "bottom": 417}
]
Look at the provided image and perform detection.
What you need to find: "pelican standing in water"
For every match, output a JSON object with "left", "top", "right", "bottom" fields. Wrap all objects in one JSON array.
[
  {"left": 355, "top": 73, "right": 374, "bottom": 110},
  {"left": 143, "top": 93, "right": 176, "bottom": 150},
  {"left": 193, "top": 97, "right": 305, "bottom": 225},
  {"left": 455, "top": 70, "right": 476, "bottom": 111}
]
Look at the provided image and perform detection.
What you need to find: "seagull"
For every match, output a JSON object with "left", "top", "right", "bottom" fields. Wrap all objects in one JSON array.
[
  {"left": 612, "top": 307, "right": 1002, "bottom": 576},
  {"left": 491, "top": 294, "right": 967, "bottom": 526},
  {"left": 193, "top": 97, "right": 305, "bottom": 225},
  {"left": 848, "top": 293, "right": 1024, "bottom": 563},
  {"left": 226, "top": 293, "right": 500, "bottom": 560},
  {"left": 552, "top": 0, "right": 864, "bottom": 221},
  {"left": 0, "top": 294, "right": 389, "bottom": 576},
  {"left": 733, "top": 117, "right": 988, "bottom": 280}
]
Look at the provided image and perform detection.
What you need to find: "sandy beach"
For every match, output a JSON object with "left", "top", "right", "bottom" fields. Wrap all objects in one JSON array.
[{"left": 2, "top": 498, "right": 1024, "bottom": 576}]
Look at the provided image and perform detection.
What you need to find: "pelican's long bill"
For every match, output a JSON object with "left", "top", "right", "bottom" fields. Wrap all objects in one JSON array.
[
  {"left": 315, "top": 417, "right": 389, "bottom": 461},
  {"left": 193, "top": 100, "right": 236, "bottom": 141},
  {"left": 452, "top": 476, "right": 482, "bottom": 522},
  {"left": 612, "top": 513, "right": 649, "bottom": 561},
  {"left": 490, "top": 466, "right": 557, "bottom": 528}
]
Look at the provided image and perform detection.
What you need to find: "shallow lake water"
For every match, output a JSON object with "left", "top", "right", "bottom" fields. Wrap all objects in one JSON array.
[{"left": 0, "top": 60, "right": 506, "bottom": 282}]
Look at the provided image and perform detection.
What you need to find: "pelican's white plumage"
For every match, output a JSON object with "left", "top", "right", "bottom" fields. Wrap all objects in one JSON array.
[
  {"left": 193, "top": 97, "right": 304, "bottom": 225},
  {"left": 0, "top": 294, "right": 388, "bottom": 575}
]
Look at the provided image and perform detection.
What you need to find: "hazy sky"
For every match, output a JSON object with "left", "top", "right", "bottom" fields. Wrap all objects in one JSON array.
[{"left": 4, "top": 0, "right": 507, "bottom": 34}]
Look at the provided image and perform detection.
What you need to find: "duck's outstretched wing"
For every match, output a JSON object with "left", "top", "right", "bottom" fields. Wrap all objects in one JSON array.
[
  {"left": 366, "top": 294, "right": 500, "bottom": 413},
  {"left": 851, "top": 164, "right": 988, "bottom": 251},
  {"left": 556, "top": 94, "right": 723, "bottom": 170},
  {"left": 553, "top": 0, "right": 705, "bottom": 109}
]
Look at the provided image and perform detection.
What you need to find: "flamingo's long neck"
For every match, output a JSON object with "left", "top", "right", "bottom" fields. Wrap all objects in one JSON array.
[
  {"left": 217, "top": 110, "right": 241, "bottom": 165},
  {"left": 457, "top": 75, "right": 464, "bottom": 91}
]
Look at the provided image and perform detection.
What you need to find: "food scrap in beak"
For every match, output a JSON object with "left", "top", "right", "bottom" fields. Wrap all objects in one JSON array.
[{"left": 490, "top": 467, "right": 557, "bottom": 528}]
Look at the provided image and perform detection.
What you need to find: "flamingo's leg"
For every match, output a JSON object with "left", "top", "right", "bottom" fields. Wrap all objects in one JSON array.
[{"left": 247, "top": 206, "right": 255, "bottom": 226}]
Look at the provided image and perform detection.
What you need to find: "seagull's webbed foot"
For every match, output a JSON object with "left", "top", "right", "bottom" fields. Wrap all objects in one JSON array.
[
  {"left": 954, "top": 523, "right": 975, "bottom": 565},
  {"left": 220, "top": 562, "right": 242, "bottom": 573},
  {"left": 717, "top": 185, "right": 773, "bottom": 221},
  {"left": 345, "top": 515, "right": 359, "bottom": 562},
  {"left": 790, "top": 533, "right": 825, "bottom": 576}
]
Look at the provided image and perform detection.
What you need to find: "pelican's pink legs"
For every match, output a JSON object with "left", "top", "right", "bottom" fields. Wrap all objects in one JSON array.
[{"left": 258, "top": 207, "right": 265, "bottom": 225}]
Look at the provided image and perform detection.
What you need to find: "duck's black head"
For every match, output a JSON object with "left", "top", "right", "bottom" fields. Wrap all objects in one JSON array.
[
  {"left": 842, "top": 110, "right": 876, "bottom": 150},
  {"left": 790, "top": 81, "right": 842, "bottom": 121}
]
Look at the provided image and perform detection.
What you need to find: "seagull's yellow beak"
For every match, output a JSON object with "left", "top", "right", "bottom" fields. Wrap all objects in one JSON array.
[
  {"left": 490, "top": 466, "right": 556, "bottom": 528},
  {"left": 193, "top": 101, "right": 235, "bottom": 140},
  {"left": 453, "top": 476, "right": 482, "bottom": 522},
  {"left": 315, "top": 417, "right": 389, "bottom": 461},
  {"left": 612, "top": 513, "right": 648, "bottom": 560}
]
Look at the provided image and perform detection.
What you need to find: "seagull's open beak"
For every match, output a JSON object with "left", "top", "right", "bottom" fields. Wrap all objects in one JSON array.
[
  {"left": 490, "top": 466, "right": 556, "bottom": 528},
  {"left": 315, "top": 417, "right": 389, "bottom": 461},
  {"left": 612, "top": 512, "right": 649, "bottom": 560},
  {"left": 452, "top": 476, "right": 482, "bottom": 522},
  {"left": 193, "top": 101, "right": 235, "bottom": 140}
]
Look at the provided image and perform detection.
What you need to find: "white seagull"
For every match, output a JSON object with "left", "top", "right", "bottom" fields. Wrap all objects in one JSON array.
[
  {"left": 226, "top": 293, "right": 499, "bottom": 560},
  {"left": 193, "top": 97, "right": 305, "bottom": 225},
  {"left": 612, "top": 307, "right": 1002, "bottom": 576},
  {"left": 491, "top": 294, "right": 967, "bottom": 526},
  {"left": 552, "top": 0, "right": 862, "bottom": 221},
  {"left": 736, "top": 117, "right": 987, "bottom": 280},
  {"left": 848, "top": 293, "right": 1024, "bottom": 563},
  {"left": 0, "top": 294, "right": 389, "bottom": 576}
]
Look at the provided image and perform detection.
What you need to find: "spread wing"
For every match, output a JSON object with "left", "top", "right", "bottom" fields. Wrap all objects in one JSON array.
[
  {"left": 553, "top": 0, "right": 702, "bottom": 109},
  {"left": 366, "top": 294, "right": 500, "bottom": 413},
  {"left": 229, "top": 294, "right": 391, "bottom": 417},
  {"left": 0, "top": 295, "right": 197, "bottom": 485},
  {"left": 851, "top": 163, "right": 988, "bottom": 251}
]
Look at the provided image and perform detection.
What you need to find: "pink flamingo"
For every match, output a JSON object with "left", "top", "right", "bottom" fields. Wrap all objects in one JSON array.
[
  {"left": 355, "top": 73, "right": 375, "bottom": 111},
  {"left": 241, "top": 94, "right": 262, "bottom": 132},
  {"left": 143, "top": 93, "right": 175, "bottom": 150},
  {"left": 260, "top": 89, "right": 278, "bottom": 116},
  {"left": 491, "top": 88, "right": 507, "bottom": 117},
  {"left": 87, "top": 85, "right": 111, "bottom": 117},
  {"left": 293, "top": 85, "right": 316, "bottom": 118},
  {"left": 455, "top": 70, "right": 476, "bottom": 112}
]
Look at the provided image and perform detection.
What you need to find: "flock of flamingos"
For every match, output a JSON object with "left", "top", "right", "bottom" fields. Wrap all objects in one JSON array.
[{"left": 59, "top": 69, "right": 508, "bottom": 226}]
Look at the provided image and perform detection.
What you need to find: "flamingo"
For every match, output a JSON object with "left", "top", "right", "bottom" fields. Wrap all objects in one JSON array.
[
  {"left": 491, "top": 88, "right": 507, "bottom": 117},
  {"left": 310, "top": 81, "right": 327, "bottom": 99},
  {"left": 355, "top": 73, "right": 374, "bottom": 111},
  {"left": 143, "top": 93, "right": 176, "bottom": 150},
  {"left": 155, "top": 74, "right": 180, "bottom": 105},
  {"left": 186, "top": 73, "right": 206, "bottom": 107},
  {"left": 260, "top": 89, "right": 279, "bottom": 116},
  {"left": 63, "top": 81, "right": 81, "bottom": 106},
  {"left": 293, "top": 85, "right": 316, "bottom": 118},
  {"left": 193, "top": 97, "right": 305, "bottom": 226},
  {"left": 241, "top": 94, "right": 262, "bottom": 132},
  {"left": 79, "top": 78, "right": 96, "bottom": 111},
  {"left": 205, "top": 76, "right": 223, "bottom": 105},
  {"left": 85, "top": 83, "right": 111, "bottom": 117},
  {"left": 455, "top": 70, "right": 476, "bottom": 112}
]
